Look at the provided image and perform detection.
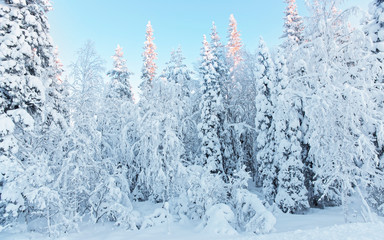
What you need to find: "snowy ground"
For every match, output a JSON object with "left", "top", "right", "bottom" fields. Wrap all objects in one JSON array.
[{"left": 1, "top": 204, "right": 383, "bottom": 240}]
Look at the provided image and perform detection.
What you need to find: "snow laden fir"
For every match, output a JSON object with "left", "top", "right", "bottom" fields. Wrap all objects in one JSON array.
[{"left": 0, "top": 0, "right": 384, "bottom": 238}]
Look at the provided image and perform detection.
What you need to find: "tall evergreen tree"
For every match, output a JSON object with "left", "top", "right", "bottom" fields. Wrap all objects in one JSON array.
[
  {"left": 210, "top": 22, "right": 239, "bottom": 178},
  {"left": 140, "top": 21, "right": 157, "bottom": 92},
  {"left": 198, "top": 35, "right": 224, "bottom": 175},
  {"left": 273, "top": 50, "right": 309, "bottom": 213},
  {"left": 100, "top": 45, "right": 136, "bottom": 207},
  {"left": 107, "top": 45, "right": 134, "bottom": 101},
  {"left": 367, "top": 1, "right": 384, "bottom": 58},
  {"left": 227, "top": 14, "right": 243, "bottom": 69},
  {"left": 364, "top": 0, "right": 384, "bottom": 215},
  {"left": 160, "top": 47, "right": 197, "bottom": 165},
  {"left": 282, "top": 0, "right": 304, "bottom": 45},
  {"left": 254, "top": 37, "right": 277, "bottom": 204},
  {"left": 0, "top": 0, "right": 68, "bottom": 230}
]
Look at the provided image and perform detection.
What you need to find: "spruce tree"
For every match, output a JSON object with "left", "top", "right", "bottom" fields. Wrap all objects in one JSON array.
[
  {"left": 160, "top": 47, "right": 197, "bottom": 165},
  {"left": 282, "top": 0, "right": 304, "bottom": 45},
  {"left": 254, "top": 37, "right": 277, "bottom": 204},
  {"left": 140, "top": 21, "right": 157, "bottom": 92},
  {"left": 107, "top": 45, "right": 133, "bottom": 101},
  {"left": 0, "top": 0, "right": 67, "bottom": 229},
  {"left": 210, "top": 22, "right": 239, "bottom": 178},
  {"left": 273, "top": 51, "right": 309, "bottom": 213},
  {"left": 227, "top": 14, "right": 243, "bottom": 69},
  {"left": 100, "top": 45, "right": 136, "bottom": 206},
  {"left": 198, "top": 35, "right": 224, "bottom": 175}
]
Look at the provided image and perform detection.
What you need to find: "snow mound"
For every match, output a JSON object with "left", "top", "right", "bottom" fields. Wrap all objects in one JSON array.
[
  {"left": 140, "top": 204, "right": 170, "bottom": 229},
  {"left": 197, "top": 203, "right": 238, "bottom": 235},
  {"left": 234, "top": 189, "right": 276, "bottom": 234},
  {"left": 0, "top": 115, "right": 14, "bottom": 136}
]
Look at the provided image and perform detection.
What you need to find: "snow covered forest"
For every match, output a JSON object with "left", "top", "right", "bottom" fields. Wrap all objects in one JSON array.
[{"left": 1, "top": 0, "right": 384, "bottom": 239}]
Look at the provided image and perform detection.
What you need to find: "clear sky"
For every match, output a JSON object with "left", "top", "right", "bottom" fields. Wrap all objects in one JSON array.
[{"left": 47, "top": 0, "right": 369, "bottom": 92}]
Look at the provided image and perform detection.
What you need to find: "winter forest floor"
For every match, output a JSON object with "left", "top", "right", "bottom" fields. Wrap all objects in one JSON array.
[{"left": 1, "top": 204, "right": 383, "bottom": 240}]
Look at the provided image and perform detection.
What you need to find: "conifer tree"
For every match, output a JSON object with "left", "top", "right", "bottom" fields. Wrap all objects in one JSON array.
[
  {"left": 364, "top": 0, "right": 384, "bottom": 215},
  {"left": 210, "top": 22, "right": 239, "bottom": 178},
  {"left": 227, "top": 14, "right": 243, "bottom": 69},
  {"left": 368, "top": 1, "right": 384, "bottom": 57},
  {"left": 0, "top": 0, "right": 67, "bottom": 228},
  {"left": 254, "top": 37, "right": 277, "bottom": 204},
  {"left": 100, "top": 45, "right": 136, "bottom": 199},
  {"left": 273, "top": 51, "right": 309, "bottom": 213},
  {"left": 107, "top": 45, "right": 134, "bottom": 101},
  {"left": 160, "top": 47, "right": 197, "bottom": 164},
  {"left": 140, "top": 21, "right": 157, "bottom": 92},
  {"left": 282, "top": 0, "right": 304, "bottom": 45},
  {"left": 198, "top": 35, "right": 224, "bottom": 175}
]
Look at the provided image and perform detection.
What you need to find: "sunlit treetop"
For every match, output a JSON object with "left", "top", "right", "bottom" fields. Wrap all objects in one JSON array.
[
  {"left": 141, "top": 21, "right": 157, "bottom": 91},
  {"left": 227, "top": 14, "right": 243, "bottom": 68},
  {"left": 282, "top": 0, "right": 304, "bottom": 45}
]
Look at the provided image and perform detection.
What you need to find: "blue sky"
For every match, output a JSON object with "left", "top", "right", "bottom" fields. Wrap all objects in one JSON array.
[{"left": 47, "top": 0, "right": 368, "bottom": 91}]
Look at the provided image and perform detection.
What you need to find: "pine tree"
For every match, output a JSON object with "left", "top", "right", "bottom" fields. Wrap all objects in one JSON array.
[
  {"left": 198, "top": 35, "right": 224, "bottom": 175},
  {"left": 160, "top": 47, "right": 197, "bottom": 165},
  {"left": 227, "top": 14, "right": 243, "bottom": 69},
  {"left": 140, "top": 21, "right": 157, "bottom": 92},
  {"left": 254, "top": 37, "right": 277, "bottom": 204},
  {"left": 107, "top": 45, "right": 134, "bottom": 101},
  {"left": 365, "top": 0, "right": 384, "bottom": 216},
  {"left": 0, "top": 0, "right": 66, "bottom": 229},
  {"left": 367, "top": 0, "right": 384, "bottom": 56},
  {"left": 282, "top": 0, "right": 304, "bottom": 45},
  {"left": 100, "top": 45, "right": 136, "bottom": 208},
  {"left": 273, "top": 50, "right": 309, "bottom": 213},
  {"left": 210, "top": 22, "right": 239, "bottom": 178}
]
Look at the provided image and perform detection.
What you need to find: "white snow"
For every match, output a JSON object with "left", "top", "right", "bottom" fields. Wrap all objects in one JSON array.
[
  {"left": 0, "top": 206, "right": 382, "bottom": 240},
  {"left": 197, "top": 204, "right": 237, "bottom": 235},
  {"left": 0, "top": 114, "right": 15, "bottom": 136}
]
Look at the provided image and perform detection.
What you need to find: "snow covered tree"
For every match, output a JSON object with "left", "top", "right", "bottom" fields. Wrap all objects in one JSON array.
[
  {"left": 367, "top": 0, "right": 384, "bottom": 84},
  {"left": 160, "top": 47, "right": 197, "bottom": 165},
  {"left": 227, "top": 14, "right": 243, "bottom": 69},
  {"left": 289, "top": 0, "right": 383, "bottom": 221},
  {"left": 140, "top": 21, "right": 157, "bottom": 92},
  {"left": 96, "top": 45, "right": 137, "bottom": 222},
  {"left": 56, "top": 41, "right": 105, "bottom": 223},
  {"left": 210, "top": 22, "right": 240, "bottom": 178},
  {"left": 133, "top": 22, "right": 188, "bottom": 202},
  {"left": 198, "top": 34, "right": 224, "bottom": 175},
  {"left": 0, "top": 0, "right": 69, "bottom": 232},
  {"left": 282, "top": 0, "right": 304, "bottom": 45},
  {"left": 132, "top": 75, "right": 187, "bottom": 202},
  {"left": 273, "top": 51, "right": 309, "bottom": 213},
  {"left": 107, "top": 45, "right": 133, "bottom": 101},
  {"left": 364, "top": 0, "right": 384, "bottom": 216},
  {"left": 254, "top": 37, "right": 277, "bottom": 204},
  {"left": 229, "top": 51, "right": 258, "bottom": 179},
  {"left": 367, "top": 0, "right": 384, "bottom": 57},
  {"left": 101, "top": 44, "right": 135, "bottom": 164},
  {"left": 132, "top": 47, "right": 194, "bottom": 202}
]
